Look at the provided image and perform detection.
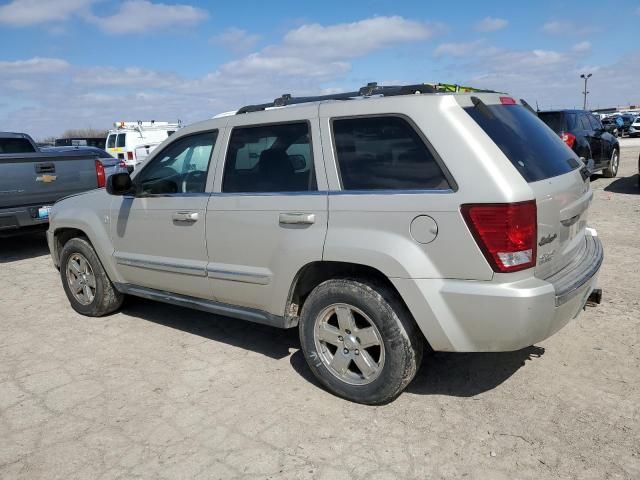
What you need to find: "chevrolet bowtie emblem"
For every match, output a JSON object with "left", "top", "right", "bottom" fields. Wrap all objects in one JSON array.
[{"left": 36, "top": 174, "right": 57, "bottom": 183}]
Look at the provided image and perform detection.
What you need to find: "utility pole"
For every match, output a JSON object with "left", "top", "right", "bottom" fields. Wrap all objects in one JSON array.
[{"left": 580, "top": 73, "right": 592, "bottom": 110}]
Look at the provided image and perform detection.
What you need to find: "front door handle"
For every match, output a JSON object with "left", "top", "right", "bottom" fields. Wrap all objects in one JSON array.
[
  {"left": 279, "top": 212, "right": 315, "bottom": 225},
  {"left": 172, "top": 211, "right": 199, "bottom": 223}
]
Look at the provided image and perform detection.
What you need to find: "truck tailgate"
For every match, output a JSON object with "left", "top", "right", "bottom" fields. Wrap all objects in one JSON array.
[{"left": 0, "top": 153, "right": 99, "bottom": 209}]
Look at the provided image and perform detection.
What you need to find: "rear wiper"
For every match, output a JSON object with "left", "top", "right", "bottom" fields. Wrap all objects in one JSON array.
[{"left": 470, "top": 96, "right": 495, "bottom": 119}]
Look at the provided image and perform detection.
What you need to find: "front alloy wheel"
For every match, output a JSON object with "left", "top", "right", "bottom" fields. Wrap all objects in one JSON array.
[{"left": 66, "top": 253, "right": 97, "bottom": 305}]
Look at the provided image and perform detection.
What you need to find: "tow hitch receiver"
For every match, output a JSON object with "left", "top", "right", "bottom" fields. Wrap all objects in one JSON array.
[{"left": 586, "top": 288, "right": 602, "bottom": 307}]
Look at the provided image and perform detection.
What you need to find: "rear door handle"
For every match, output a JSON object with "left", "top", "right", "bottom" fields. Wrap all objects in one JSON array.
[
  {"left": 172, "top": 211, "right": 199, "bottom": 223},
  {"left": 279, "top": 213, "right": 315, "bottom": 225}
]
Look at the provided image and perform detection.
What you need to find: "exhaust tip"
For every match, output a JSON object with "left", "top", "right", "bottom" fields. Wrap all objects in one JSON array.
[{"left": 587, "top": 288, "right": 602, "bottom": 306}]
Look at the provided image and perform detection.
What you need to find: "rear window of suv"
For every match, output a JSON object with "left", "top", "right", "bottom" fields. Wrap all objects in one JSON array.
[{"left": 464, "top": 104, "right": 578, "bottom": 183}]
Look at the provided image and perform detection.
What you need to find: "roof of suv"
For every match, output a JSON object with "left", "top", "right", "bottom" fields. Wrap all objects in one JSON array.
[{"left": 234, "top": 82, "right": 500, "bottom": 114}]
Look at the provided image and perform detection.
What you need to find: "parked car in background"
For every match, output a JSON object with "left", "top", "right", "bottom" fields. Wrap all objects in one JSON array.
[
  {"left": 55, "top": 137, "right": 107, "bottom": 149},
  {"left": 628, "top": 116, "right": 640, "bottom": 138},
  {"left": 539, "top": 109, "right": 620, "bottom": 177},
  {"left": 41, "top": 146, "right": 127, "bottom": 178},
  {"left": 0, "top": 132, "right": 111, "bottom": 235},
  {"left": 106, "top": 121, "right": 180, "bottom": 170},
  {"left": 600, "top": 117, "right": 619, "bottom": 137},
  {"left": 48, "top": 85, "right": 603, "bottom": 404},
  {"left": 614, "top": 114, "right": 635, "bottom": 136}
]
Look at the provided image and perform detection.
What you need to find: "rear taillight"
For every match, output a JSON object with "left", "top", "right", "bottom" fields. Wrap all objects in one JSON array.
[
  {"left": 461, "top": 201, "right": 537, "bottom": 273},
  {"left": 95, "top": 160, "right": 106, "bottom": 188},
  {"left": 561, "top": 132, "right": 576, "bottom": 148},
  {"left": 127, "top": 151, "right": 134, "bottom": 161}
]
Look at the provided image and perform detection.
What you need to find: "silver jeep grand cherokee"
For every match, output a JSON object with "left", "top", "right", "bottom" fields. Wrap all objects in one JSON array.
[{"left": 47, "top": 84, "right": 603, "bottom": 404}]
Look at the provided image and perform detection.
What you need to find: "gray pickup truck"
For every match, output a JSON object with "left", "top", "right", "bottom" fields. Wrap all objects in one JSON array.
[{"left": 0, "top": 132, "right": 109, "bottom": 235}]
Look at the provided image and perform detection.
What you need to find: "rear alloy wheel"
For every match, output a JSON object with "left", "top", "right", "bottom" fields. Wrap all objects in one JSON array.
[
  {"left": 603, "top": 149, "right": 619, "bottom": 178},
  {"left": 299, "top": 279, "right": 423, "bottom": 404},
  {"left": 60, "top": 237, "right": 124, "bottom": 316}
]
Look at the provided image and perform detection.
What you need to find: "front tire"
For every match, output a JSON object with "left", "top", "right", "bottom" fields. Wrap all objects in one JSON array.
[
  {"left": 59, "top": 237, "right": 124, "bottom": 316},
  {"left": 603, "top": 148, "right": 619, "bottom": 178},
  {"left": 299, "top": 279, "right": 423, "bottom": 404}
]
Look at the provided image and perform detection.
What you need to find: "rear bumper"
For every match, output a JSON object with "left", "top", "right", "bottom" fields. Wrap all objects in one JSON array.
[
  {"left": 0, "top": 205, "right": 49, "bottom": 234},
  {"left": 393, "top": 232, "right": 603, "bottom": 352}
]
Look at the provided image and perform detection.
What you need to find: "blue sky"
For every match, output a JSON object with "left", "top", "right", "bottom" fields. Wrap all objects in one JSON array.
[{"left": 0, "top": 0, "right": 638, "bottom": 138}]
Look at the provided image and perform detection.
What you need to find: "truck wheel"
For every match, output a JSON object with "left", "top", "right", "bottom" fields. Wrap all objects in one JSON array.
[
  {"left": 59, "top": 237, "right": 123, "bottom": 317},
  {"left": 298, "top": 279, "right": 423, "bottom": 404},
  {"left": 603, "top": 149, "right": 619, "bottom": 178}
]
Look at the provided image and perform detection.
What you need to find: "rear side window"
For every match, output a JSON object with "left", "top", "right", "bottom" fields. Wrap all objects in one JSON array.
[
  {"left": 0, "top": 138, "right": 36, "bottom": 154},
  {"left": 116, "top": 133, "right": 126, "bottom": 148},
  {"left": 588, "top": 115, "right": 602, "bottom": 130},
  {"left": 332, "top": 116, "right": 450, "bottom": 190},
  {"left": 538, "top": 112, "right": 565, "bottom": 133},
  {"left": 578, "top": 115, "right": 591, "bottom": 130},
  {"left": 222, "top": 122, "right": 316, "bottom": 193},
  {"left": 464, "top": 104, "right": 578, "bottom": 183},
  {"left": 107, "top": 135, "right": 116, "bottom": 148}
]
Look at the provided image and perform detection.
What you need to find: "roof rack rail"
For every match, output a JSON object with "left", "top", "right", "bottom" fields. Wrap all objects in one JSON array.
[{"left": 235, "top": 82, "right": 497, "bottom": 114}]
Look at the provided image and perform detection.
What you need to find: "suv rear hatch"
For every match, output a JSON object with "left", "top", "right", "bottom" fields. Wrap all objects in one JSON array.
[{"left": 462, "top": 97, "right": 592, "bottom": 279}]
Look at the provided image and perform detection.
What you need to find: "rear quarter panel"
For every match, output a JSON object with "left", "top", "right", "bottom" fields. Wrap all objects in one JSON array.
[{"left": 318, "top": 94, "right": 535, "bottom": 281}]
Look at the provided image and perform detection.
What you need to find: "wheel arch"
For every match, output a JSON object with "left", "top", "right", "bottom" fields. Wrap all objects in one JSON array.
[
  {"left": 52, "top": 224, "right": 122, "bottom": 284},
  {"left": 285, "top": 260, "right": 428, "bottom": 345}
]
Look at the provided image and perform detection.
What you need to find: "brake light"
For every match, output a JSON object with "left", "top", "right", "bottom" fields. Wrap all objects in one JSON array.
[
  {"left": 95, "top": 160, "right": 106, "bottom": 188},
  {"left": 499, "top": 96, "right": 516, "bottom": 105},
  {"left": 127, "top": 151, "right": 134, "bottom": 161},
  {"left": 461, "top": 201, "right": 537, "bottom": 273},
  {"left": 561, "top": 132, "right": 576, "bottom": 148}
]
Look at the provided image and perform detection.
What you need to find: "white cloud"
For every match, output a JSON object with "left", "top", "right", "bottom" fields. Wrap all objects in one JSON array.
[
  {"left": 542, "top": 20, "right": 597, "bottom": 36},
  {"left": 73, "top": 67, "right": 181, "bottom": 88},
  {"left": 0, "top": 0, "right": 96, "bottom": 26},
  {"left": 212, "top": 28, "right": 261, "bottom": 54},
  {"left": 0, "top": 57, "right": 70, "bottom": 74},
  {"left": 92, "top": 0, "right": 208, "bottom": 34},
  {"left": 572, "top": 41, "right": 592, "bottom": 53},
  {"left": 474, "top": 17, "right": 508, "bottom": 32},
  {"left": 219, "top": 16, "right": 440, "bottom": 80},
  {"left": 434, "top": 40, "right": 485, "bottom": 58},
  {"left": 281, "top": 16, "right": 439, "bottom": 59}
]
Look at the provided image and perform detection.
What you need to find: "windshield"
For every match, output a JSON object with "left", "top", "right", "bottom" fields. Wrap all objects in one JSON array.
[{"left": 465, "top": 104, "right": 579, "bottom": 183}]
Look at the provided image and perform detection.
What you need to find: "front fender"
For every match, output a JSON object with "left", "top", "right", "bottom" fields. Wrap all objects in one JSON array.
[{"left": 50, "top": 190, "right": 123, "bottom": 283}]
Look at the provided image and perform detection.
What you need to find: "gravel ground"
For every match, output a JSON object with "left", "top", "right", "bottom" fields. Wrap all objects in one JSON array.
[{"left": 1, "top": 139, "right": 639, "bottom": 480}]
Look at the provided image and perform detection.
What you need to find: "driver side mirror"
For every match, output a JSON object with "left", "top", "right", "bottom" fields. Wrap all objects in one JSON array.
[{"left": 106, "top": 172, "right": 133, "bottom": 196}]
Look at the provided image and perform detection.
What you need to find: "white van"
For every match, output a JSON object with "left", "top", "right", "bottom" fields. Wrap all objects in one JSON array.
[{"left": 106, "top": 121, "right": 181, "bottom": 169}]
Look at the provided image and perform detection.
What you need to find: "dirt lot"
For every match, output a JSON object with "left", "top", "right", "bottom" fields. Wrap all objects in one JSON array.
[{"left": 1, "top": 139, "right": 639, "bottom": 480}]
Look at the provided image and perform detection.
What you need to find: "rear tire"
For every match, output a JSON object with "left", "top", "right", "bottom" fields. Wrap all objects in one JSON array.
[
  {"left": 603, "top": 148, "right": 619, "bottom": 178},
  {"left": 298, "top": 278, "right": 423, "bottom": 405},
  {"left": 59, "top": 237, "right": 124, "bottom": 317}
]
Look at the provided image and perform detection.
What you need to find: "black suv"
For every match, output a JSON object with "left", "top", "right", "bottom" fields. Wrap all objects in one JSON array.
[{"left": 539, "top": 110, "right": 620, "bottom": 177}]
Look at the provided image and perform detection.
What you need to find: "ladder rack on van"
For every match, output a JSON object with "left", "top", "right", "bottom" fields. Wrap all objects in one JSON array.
[
  {"left": 236, "top": 82, "right": 498, "bottom": 114},
  {"left": 113, "top": 120, "right": 181, "bottom": 131}
]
